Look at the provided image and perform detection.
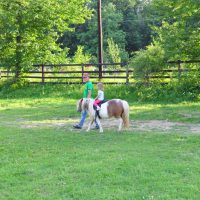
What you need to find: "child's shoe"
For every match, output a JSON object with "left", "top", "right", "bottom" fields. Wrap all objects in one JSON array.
[{"left": 96, "top": 106, "right": 101, "bottom": 111}]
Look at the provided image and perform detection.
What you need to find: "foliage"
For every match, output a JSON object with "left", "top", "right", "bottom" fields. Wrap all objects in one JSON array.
[
  {"left": 0, "top": 80, "right": 199, "bottom": 103},
  {"left": 77, "top": 1, "right": 128, "bottom": 62},
  {"left": 130, "top": 44, "right": 166, "bottom": 78},
  {"left": 72, "top": 46, "right": 92, "bottom": 64},
  {"left": 0, "top": 0, "right": 92, "bottom": 78},
  {"left": 70, "top": 0, "right": 152, "bottom": 59},
  {"left": 0, "top": 78, "right": 29, "bottom": 94},
  {"left": 131, "top": 77, "right": 200, "bottom": 102},
  {"left": 102, "top": 3, "right": 126, "bottom": 52},
  {"left": 60, "top": 0, "right": 199, "bottom": 65},
  {"left": 122, "top": 0, "right": 152, "bottom": 53},
  {"left": 149, "top": 0, "right": 200, "bottom": 60},
  {"left": 130, "top": 0, "right": 200, "bottom": 79},
  {"left": 106, "top": 38, "right": 121, "bottom": 64},
  {"left": 153, "top": 20, "right": 200, "bottom": 60}
]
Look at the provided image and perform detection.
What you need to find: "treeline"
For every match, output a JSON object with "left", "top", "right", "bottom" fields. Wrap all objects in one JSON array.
[
  {"left": 61, "top": 0, "right": 153, "bottom": 63},
  {"left": 0, "top": 0, "right": 199, "bottom": 80}
]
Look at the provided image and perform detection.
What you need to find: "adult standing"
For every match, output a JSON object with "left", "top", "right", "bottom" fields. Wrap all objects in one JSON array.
[{"left": 73, "top": 73, "right": 99, "bottom": 129}]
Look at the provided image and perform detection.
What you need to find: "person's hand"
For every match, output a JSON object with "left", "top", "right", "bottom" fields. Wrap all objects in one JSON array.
[{"left": 86, "top": 98, "right": 90, "bottom": 102}]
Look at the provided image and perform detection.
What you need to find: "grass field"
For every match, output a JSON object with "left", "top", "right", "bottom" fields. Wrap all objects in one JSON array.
[{"left": 0, "top": 85, "right": 200, "bottom": 199}]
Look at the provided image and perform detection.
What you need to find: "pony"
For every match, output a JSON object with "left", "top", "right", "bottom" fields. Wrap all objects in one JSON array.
[{"left": 76, "top": 98, "right": 129, "bottom": 133}]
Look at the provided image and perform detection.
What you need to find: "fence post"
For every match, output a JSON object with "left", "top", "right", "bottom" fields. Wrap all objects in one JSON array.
[
  {"left": 178, "top": 60, "right": 181, "bottom": 80},
  {"left": 126, "top": 65, "right": 129, "bottom": 84},
  {"left": 81, "top": 64, "right": 84, "bottom": 84},
  {"left": 41, "top": 64, "right": 45, "bottom": 84}
]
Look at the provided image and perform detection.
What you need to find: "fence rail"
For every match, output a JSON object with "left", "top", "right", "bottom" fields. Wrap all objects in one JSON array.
[{"left": 0, "top": 61, "right": 199, "bottom": 84}]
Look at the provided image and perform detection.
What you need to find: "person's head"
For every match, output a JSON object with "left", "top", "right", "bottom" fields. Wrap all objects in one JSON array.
[
  {"left": 97, "top": 82, "right": 104, "bottom": 91},
  {"left": 83, "top": 73, "right": 89, "bottom": 83}
]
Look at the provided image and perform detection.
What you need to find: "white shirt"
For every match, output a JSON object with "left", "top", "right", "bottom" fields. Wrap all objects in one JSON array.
[{"left": 97, "top": 90, "right": 104, "bottom": 101}]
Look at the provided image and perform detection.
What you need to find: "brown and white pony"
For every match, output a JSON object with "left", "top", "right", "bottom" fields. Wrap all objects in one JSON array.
[{"left": 77, "top": 98, "right": 129, "bottom": 133}]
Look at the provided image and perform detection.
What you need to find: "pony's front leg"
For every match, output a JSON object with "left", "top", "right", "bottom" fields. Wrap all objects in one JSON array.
[
  {"left": 96, "top": 117, "right": 103, "bottom": 133},
  {"left": 118, "top": 118, "right": 123, "bottom": 132},
  {"left": 86, "top": 118, "right": 94, "bottom": 132}
]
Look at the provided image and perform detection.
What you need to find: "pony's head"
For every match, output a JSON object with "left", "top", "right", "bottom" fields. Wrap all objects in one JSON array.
[
  {"left": 76, "top": 98, "right": 83, "bottom": 112},
  {"left": 76, "top": 98, "right": 91, "bottom": 112}
]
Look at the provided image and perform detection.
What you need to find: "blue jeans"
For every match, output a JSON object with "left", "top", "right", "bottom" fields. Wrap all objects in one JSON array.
[{"left": 78, "top": 110, "right": 99, "bottom": 128}]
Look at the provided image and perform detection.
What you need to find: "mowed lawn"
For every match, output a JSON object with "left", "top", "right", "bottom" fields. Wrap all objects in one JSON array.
[{"left": 0, "top": 98, "right": 200, "bottom": 200}]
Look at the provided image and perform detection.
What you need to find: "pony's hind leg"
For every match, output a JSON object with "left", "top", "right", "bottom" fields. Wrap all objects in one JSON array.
[
  {"left": 118, "top": 118, "right": 123, "bottom": 132},
  {"left": 96, "top": 117, "right": 103, "bottom": 133}
]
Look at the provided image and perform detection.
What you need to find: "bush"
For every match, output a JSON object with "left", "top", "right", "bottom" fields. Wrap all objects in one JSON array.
[
  {"left": 0, "top": 79, "right": 199, "bottom": 102},
  {"left": 0, "top": 78, "right": 29, "bottom": 93},
  {"left": 130, "top": 44, "right": 166, "bottom": 80},
  {"left": 129, "top": 77, "right": 200, "bottom": 102}
]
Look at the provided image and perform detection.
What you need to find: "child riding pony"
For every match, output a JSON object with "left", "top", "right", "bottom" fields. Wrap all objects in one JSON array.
[{"left": 77, "top": 98, "right": 129, "bottom": 133}]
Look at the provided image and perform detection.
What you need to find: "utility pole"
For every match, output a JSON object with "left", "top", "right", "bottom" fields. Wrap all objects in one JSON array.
[{"left": 97, "top": 0, "right": 103, "bottom": 79}]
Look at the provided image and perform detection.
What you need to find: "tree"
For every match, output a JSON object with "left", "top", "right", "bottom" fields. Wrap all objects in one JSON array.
[
  {"left": 72, "top": 46, "right": 92, "bottom": 64},
  {"left": 0, "top": 0, "right": 92, "bottom": 79},
  {"left": 62, "top": 0, "right": 153, "bottom": 61},
  {"left": 131, "top": 0, "right": 200, "bottom": 79},
  {"left": 77, "top": 1, "right": 128, "bottom": 63},
  {"left": 123, "top": 0, "right": 152, "bottom": 53},
  {"left": 150, "top": 0, "right": 200, "bottom": 60},
  {"left": 107, "top": 38, "right": 121, "bottom": 64}
]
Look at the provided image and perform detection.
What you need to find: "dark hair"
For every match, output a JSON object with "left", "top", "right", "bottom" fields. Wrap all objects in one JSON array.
[{"left": 83, "top": 73, "right": 89, "bottom": 77}]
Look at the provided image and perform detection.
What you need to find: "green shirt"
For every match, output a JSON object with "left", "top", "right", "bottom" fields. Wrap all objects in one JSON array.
[{"left": 83, "top": 81, "right": 94, "bottom": 98}]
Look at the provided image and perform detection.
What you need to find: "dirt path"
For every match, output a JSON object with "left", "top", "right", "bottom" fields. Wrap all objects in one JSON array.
[
  {"left": 130, "top": 120, "right": 200, "bottom": 134},
  {"left": 82, "top": 119, "right": 200, "bottom": 134},
  {"left": 20, "top": 118, "right": 200, "bottom": 134}
]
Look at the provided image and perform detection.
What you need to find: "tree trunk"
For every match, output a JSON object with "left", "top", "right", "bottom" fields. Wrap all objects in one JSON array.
[{"left": 15, "top": 13, "right": 22, "bottom": 80}]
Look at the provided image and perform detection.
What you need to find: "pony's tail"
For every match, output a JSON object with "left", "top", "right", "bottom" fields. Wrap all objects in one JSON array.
[{"left": 122, "top": 100, "right": 129, "bottom": 128}]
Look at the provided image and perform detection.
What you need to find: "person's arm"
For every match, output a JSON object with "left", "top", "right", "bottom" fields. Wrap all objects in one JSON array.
[
  {"left": 94, "top": 91, "right": 100, "bottom": 100},
  {"left": 87, "top": 89, "right": 91, "bottom": 98}
]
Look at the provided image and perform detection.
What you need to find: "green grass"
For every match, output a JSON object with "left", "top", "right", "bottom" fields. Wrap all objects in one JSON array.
[
  {"left": 1, "top": 128, "right": 200, "bottom": 199},
  {"left": 0, "top": 84, "right": 200, "bottom": 199},
  {"left": 130, "top": 102, "right": 200, "bottom": 123}
]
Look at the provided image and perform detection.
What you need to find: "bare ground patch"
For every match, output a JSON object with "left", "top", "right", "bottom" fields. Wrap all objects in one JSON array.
[{"left": 19, "top": 118, "right": 200, "bottom": 134}]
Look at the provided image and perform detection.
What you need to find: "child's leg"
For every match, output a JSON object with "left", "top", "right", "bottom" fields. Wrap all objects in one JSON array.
[
  {"left": 94, "top": 99, "right": 101, "bottom": 107},
  {"left": 94, "top": 100, "right": 102, "bottom": 110}
]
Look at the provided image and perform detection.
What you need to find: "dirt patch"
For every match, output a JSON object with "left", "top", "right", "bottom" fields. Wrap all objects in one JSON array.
[
  {"left": 20, "top": 118, "right": 200, "bottom": 134},
  {"left": 81, "top": 119, "right": 200, "bottom": 134}
]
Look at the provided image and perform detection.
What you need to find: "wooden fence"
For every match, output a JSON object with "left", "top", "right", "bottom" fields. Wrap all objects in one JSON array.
[{"left": 0, "top": 61, "right": 199, "bottom": 84}]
